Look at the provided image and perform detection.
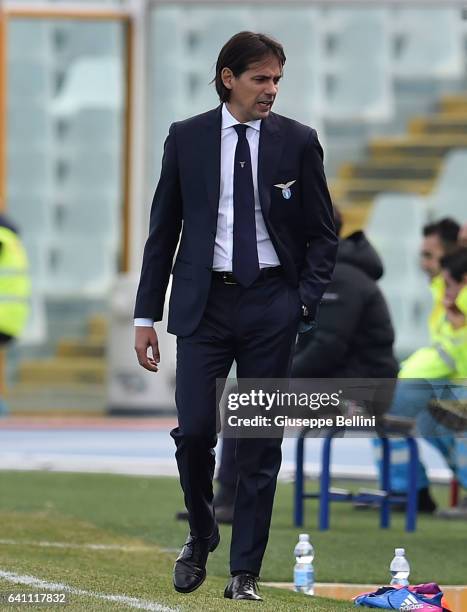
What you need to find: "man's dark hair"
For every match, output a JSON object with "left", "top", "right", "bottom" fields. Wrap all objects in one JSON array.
[
  {"left": 440, "top": 247, "right": 467, "bottom": 282},
  {"left": 214, "top": 31, "right": 286, "bottom": 102},
  {"left": 423, "top": 217, "right": 460, "bottom": 253}
]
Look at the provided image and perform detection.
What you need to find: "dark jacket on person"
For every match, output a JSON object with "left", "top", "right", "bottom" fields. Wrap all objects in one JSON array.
[
  {"left": 134, "top": 106, "right": 337, "bottom": 337},
  {"left": 292, "top": 231, "right": 399, "bottom": 379}
]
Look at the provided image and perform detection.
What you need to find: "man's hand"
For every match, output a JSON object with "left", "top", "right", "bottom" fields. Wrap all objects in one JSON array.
[
  {"left": 444, "top": 304, "right": 466, "bottom": 330},
  {"left": 134, "top": 326, "right": 160, "bottom": 372}
]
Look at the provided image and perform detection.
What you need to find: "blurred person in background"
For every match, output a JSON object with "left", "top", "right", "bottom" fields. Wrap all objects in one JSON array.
[
  {"left": 371, "top": 218, "right": 461, "bottom": 512},
  {"left": 420, "top": 218, "right": 460, "bottom": 280},
  {"left": 194, "top": 220, "right": 465, "bottom": 520},
  {"left": 0, "top": 208, "right": 31, "bottom": 416},
  {"left": 458, "top": 222, "right": 467, "bottom": 247},
  {"left": 420, "top": 218, "right": 460, "bottom": 341},
  {"left": 292, "top": 207, "right": 398, "bottom": 381},
  {"left": 436, "top": 247, "right": 467, "bottom": 518},
  {"left": 377, "top": 245, "right": 467, "bottom": 516}
]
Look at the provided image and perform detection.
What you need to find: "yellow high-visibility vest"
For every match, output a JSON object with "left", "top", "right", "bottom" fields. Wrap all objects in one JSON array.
[
  {"left": 428, "top": 274, "right": 445, "bottom": 339},
  {"left": 400, "top": 285, "right": 467, "bottom": 380},
  {"left": 0, "top": 226, "right": 31, "bottom": 338}
]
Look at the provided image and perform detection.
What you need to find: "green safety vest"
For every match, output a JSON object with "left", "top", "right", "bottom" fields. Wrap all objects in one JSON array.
[
  {"left": 428, "top": 274, "right": 445, "bottom": 340},
  {"left": 400, "top": 285, "right": 467, "bottom": 380},
  {"left": 0, "top": 226, "right": 31, "bottom": 338}
]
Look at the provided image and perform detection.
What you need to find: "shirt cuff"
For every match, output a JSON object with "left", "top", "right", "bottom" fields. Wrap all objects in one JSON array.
[{"left": 134, "top": 318, "right": 154, "bottom": 327}]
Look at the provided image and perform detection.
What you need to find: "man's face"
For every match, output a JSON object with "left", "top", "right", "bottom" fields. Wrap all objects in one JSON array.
[
  {"left": 442, "top": 269, "right": 467, "bottom": 307},
  {"left": 420, "top": 234, "right": 445, "bottom": 279},
  {"left": 221, "top": 55, "right": 282, "bottom": 123},
  {"left": 458, "top": 223, "right": 467, "bottom": 247}
]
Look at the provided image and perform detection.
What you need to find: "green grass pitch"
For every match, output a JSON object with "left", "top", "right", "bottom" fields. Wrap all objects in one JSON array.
[{"left": 0, "top": 471, "right": 465, "bottom": 611}]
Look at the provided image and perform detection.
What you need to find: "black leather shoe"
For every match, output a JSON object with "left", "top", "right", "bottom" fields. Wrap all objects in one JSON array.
[
  {"left": 173, "top": 525, "right": 220, "bottom": 593},
  {"left": 224, "top": 574, "right": 263, "bottom": 601}
]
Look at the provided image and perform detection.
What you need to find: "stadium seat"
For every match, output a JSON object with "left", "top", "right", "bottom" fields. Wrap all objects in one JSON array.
[
  {"left": 383, "top": 288, "right": 432, "bottom": 358},
  {"left": 151, "top": 9, "right": 186, "bottom": 92},
  {"left": 8, "top": 151, "right": 54, "bottom": 196},
  {"left": 62, "top": 21, "right": 122, "bottom": 60},
  {"left": 51, "top": 57, "right": 123, "bottom": 116},
  {"left": 65, "top": 150, "right": 122, "bottom": 188},
  {"left": 325, "top": 68, "right": 393, "bottom": 121},
  {"left": 188, "top": 8, "right": 252, "bottom": 64},
  {"left": 60, "top": 196, "right": 121, "bottom": 244},
  {"left": 8, "top": 105, "right": 53, "bottom": 149},
  {"left": 324, "top": 8, "right": 390, "bottom": 58},
  {"left": 22, "top": 235, "right": 51, "bottom": 292},
  {"left": 428, "top": 149, "right": 467, "bottom": 221},
  {"left": 365, "top": 194, "right": 430, "bottom": 356},
  {"left": 6, "top": 195, "right": 53, "bottom": 235},
  {"left": 320, "top": 8, "right": 393, "bottom": 121},
  {"left": 66, "top": 109, "right": 122, "bottom": 151},
  {"left": 47, "top": 238, "right": 118, "bottom": 297},
  {"left": 187, "top": 8, "right": 252, "bottom": 109},
  {"left": 9, "top": 19, "right": 53, "bottom": 61},
  {"left": 18, "top": 292, "right": 47, "bottom": 346},
  {"left": 391, "top": 8, "right": 464, "bottom": 79},
  {"left": 254, "top": 7, "right": 324, "bottom": 122},
  {"left": 258, "top": 7, "right": 320, "bottom": 55},
  {"left": 374, "top": 243, "right": 420, "bottom": 286},
  {"left": 8, "top": 60, "right": 52, "bottom": 102},
  {"left": 366, "top": 193, "right": 428, "bottom": 245},
  {"left": 150, "top": 6, "right": 190, "bottom": 131}
]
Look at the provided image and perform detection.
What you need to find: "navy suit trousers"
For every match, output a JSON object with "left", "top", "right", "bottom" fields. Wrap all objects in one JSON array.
[{"left": 170, "top": 272, "right": 301, "bottom": 575}]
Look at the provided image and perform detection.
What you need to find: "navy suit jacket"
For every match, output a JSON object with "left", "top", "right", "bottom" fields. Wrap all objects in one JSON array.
[{"left": 134, "top": 105, "right": 338, "bottom": 337}]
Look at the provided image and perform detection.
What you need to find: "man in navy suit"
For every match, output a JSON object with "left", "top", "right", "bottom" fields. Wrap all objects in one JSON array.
[{"left": 134, "top": 31, "right": 337, "bottom": 600}]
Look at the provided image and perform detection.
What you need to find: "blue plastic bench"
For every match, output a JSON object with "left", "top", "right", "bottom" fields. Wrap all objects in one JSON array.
[{"left": 294, "top": 418, "right": 419, "bottom": 532}]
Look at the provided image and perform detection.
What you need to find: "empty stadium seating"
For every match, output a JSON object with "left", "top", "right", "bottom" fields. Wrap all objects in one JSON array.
[
  {"left": 428, "top": 149, "right": 467, "bottom": 221},
  {"left": 366, "top": 194, "right": 431, "bottom": 355},
  {"left": 392, "top": 9, "right": 465, "bottom": 79},
  {"left": 6, "top": 6, "right": 467, "bottom": 365},
  {"left": 47, "top": 237, "right": 119, "bottom": 297}
]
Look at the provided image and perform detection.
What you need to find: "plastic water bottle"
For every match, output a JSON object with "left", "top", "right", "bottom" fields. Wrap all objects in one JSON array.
[
  {"left": 390, "top": 548, "right": 410, "bottom": 586},
  {"left": 293, "top": 533, "right": 315, "bottom": 595}
]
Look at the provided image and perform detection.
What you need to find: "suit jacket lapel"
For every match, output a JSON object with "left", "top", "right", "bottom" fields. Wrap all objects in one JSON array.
[
  {"left": 202, "top": 107, "right": 282, "bottom": 223},
  {"left": 258, "top": 113, "right": 283, "bottom": 219},
  {"left": 203, "top": 105, "right": 222, "bottom": 224}
]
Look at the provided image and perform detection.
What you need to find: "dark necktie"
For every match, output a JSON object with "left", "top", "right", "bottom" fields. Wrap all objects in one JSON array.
[{"left": 232, "top": 124, "right": 260, "bottom": 287}]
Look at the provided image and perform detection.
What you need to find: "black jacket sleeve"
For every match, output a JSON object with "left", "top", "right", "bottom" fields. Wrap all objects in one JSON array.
[
  {"left": 134, "top": 123, "right": 183, "bottom": 320},
  {"left": 298, "top": 130, "right": 338, "bottom": 320}
]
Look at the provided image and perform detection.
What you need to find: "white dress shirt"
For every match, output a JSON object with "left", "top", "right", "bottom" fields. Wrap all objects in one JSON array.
[
  {"left": 213, "top": 104, "right": 280, "bottom": 271},
  {"left": 135, "top": 103, "right": 280, "bottom": 327}
]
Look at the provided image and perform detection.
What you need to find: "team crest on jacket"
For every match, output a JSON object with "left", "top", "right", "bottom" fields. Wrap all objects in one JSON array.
[{"left": 274, "top": 180, "right": 296, "bottom": 200}]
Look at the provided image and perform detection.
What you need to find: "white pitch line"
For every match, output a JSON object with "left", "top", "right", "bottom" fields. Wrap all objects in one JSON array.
[
  {"left": 0, "top": 539, "right": 153, "bottom": 553},
  {"left": 0, "top": 570, "right": 178, "bottom": 612}
]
